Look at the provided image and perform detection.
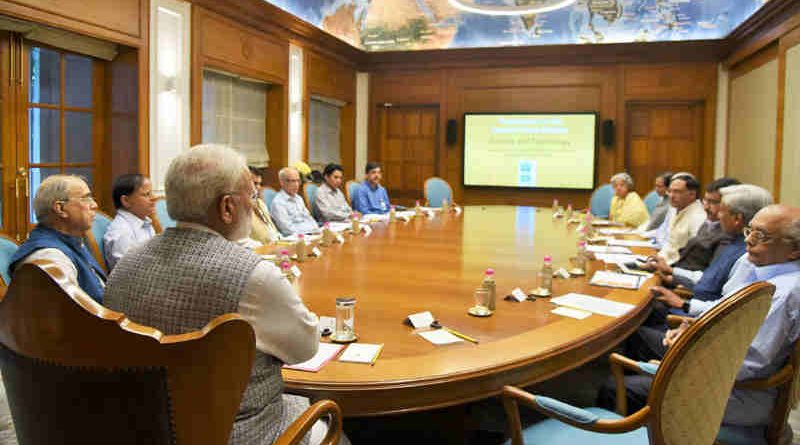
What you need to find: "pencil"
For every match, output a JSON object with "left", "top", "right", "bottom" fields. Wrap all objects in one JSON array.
[
  {"left": 444, "top": 327, "right": 479, "bottom": 344},
  {"left": 370, "top": 344, "right": 384, "bottom": 366}
]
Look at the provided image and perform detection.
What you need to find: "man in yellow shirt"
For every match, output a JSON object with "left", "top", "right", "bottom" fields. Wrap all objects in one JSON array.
[{"left": 609, "top": 172, "right": 649, "bottom": 227}]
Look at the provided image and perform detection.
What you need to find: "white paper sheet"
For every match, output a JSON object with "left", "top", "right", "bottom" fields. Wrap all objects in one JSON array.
[
  {"left": 598, "top": 228, "right": 634, "bottom": 235},
  {"left": 586, "top": 245, "right": 633, "bottom": 254},
  {"left": 551, "top": 293, "right": 636, "bottom": 318},
  {"left": 338, "top": 343, "right": 384, "bottom": 364},
  {"left": 284, "top": 343, "right": 344, "bottom": 372},
  {"left": 418, "top": 330, "right": 464, "bottom": 345},
  {"left": 589, "top": 271, "right": 643, "bottom": 289},
  {"left": 327, "top": 222, "right": 351, "bottom": 233},
  {"left": 407, "top": 311, "right": 435, "bottom": 328},
  {"left": 551, "top": 306, "right": 592, "bottom": 320},
  {"left": 607, "top": 239, "right": 656, "bottom": 248},
  {"left": 593, "top": 253, "right": 641, "bottom": 264}
]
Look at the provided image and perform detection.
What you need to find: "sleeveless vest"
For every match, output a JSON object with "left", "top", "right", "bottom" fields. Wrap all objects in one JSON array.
[
  {"left": 104, "top": 227, "right": 309, "bottom": 445},
  {"left": 9, "top": 225, "right": 107, "bottom": 303}
]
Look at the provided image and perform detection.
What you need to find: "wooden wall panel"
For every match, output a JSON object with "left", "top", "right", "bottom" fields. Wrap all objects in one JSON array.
[
  {"left": 369, "top": 63, "right": 717, "bottom": 208},
  {"left": 0, "top": 0, "right": 143, "bottom": 45},
  {"left": 779, "top": 29, "right": 800, "bottom": 205}
]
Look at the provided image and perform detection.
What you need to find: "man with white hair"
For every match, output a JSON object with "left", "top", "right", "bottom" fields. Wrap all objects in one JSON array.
[
  {"left": 104, "top": 145, "right": 329, "bottom": 445},
  {"left": 270, "top": 167, "right": 320, "bottom": 236},
  {"left": 601, "top": 204, "right": 800, "bottom": 442},
  {"left": 8, "top": 174, "right": 106, "bottom": 303}
]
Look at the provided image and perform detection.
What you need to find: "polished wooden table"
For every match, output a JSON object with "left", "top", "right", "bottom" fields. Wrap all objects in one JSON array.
[{"left": 277, "top": 206, "right": 656, "bottom": 417}]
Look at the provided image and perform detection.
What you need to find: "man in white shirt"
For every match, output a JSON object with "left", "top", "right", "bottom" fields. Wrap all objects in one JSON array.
[
  {"left": 657, "top": 172, "right": 707, "bottom": 265},
  {"left": 270, "top": 167, "right": 320, "bottom": 236},
  {"left": 103, "top": 174, "right": 157, "bottom": 269},
  {"left": 104, "top": 144, "right": 341, "bottom": 444}
]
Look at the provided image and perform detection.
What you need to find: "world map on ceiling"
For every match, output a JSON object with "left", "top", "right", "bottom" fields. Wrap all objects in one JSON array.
[{"left": 263, "top": 0, "right": 769, "bottom": 51}]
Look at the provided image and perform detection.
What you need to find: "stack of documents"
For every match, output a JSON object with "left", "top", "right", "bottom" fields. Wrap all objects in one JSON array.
[
  {"left": 338, "top": 343, "right": 384, "bottom": 364},
  {"left": 284, "top": 343, "right": 344, "bottom": 372},
  {"left": 607, "top": 239, "right": 656, "bottom": 248},
  {"left": 598, "top": 228, "right": 634, "bottom": 235},
  {"left": 589, "top": 270, "right": 644, "bottom": 289},
  {"left": 551, "top": 293, "right": 636, "bottom": 318},
  {"left": 586, "top": 245, "right": 633, "bottom": 254}
]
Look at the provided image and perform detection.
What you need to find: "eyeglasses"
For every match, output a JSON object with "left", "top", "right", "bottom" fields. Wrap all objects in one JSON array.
[
  {"left": 702, "top": 198, "right": 721, "bottom": 205},
  {"left": 743, "top": 226, "right": 774, "bottom": 244},
  {"left": 59, "top": 195, "right": 96, "bottom": 205},
  {"left": 222, "top": 189, "right": 258, "bottom": 201}
]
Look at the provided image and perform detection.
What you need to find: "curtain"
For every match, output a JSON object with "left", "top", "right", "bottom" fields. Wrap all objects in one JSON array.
[{"left": 308, "top": 98, "right": 341, "bottom": 170}]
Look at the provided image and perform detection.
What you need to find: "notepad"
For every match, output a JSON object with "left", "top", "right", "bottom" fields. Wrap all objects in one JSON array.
[
  {"left": 284, "top": 343, "right": 344, "bottom": 372},
  {"left": 338, "top": 343, "right": 384, "bottom": 364},
  {"left": 594, "top": 253, "right": 640, "bottom": 264},
  {"left": 418, "top": 329, "right": 464, "bottom": 345},
  {"left": 586, "top": 245, "right": 633, "bottom": 254},
  {"left": 551, "top": 293, "right": 635, "bottom": 318},
  {"left": 598, "top": 228, "right": 634, "bottom": 235},
  {"left": 551, "top": 306, "right": 592, "bottom": 320},
  {"left": 589, "top": 271, "right": 643, "bottom": 290},
  {"left": 607, "top": 239, "right": 656, "bottom": 248}
]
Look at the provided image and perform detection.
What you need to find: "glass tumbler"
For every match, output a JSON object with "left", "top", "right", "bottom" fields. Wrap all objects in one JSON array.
[{"left": 335, "top": 297, "right": 356, "bottom": 342}]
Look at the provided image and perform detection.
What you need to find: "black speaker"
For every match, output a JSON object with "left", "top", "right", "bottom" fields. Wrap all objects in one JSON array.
[
  {"left": 602, "top": 119, "right": 615, "bottom": 147},
  {"left": 446, "top": 119, "right": 458, "bottom": 145}
]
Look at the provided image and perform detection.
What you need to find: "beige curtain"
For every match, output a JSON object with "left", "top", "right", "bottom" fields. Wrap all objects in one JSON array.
[{"left": 308, "top": 98, "right": 342, "bottom": 170}]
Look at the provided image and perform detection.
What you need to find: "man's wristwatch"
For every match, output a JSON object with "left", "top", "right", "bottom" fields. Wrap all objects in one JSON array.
[{"left": 681, "top": 300, "right": 691, "bottom": 313}]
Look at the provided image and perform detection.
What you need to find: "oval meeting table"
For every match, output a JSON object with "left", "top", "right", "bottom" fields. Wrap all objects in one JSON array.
[{"left": 273, "top": 206, "right": 656, "bottom": 418}]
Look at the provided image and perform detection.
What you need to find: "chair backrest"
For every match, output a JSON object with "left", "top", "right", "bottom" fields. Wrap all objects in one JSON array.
[
  {"left": 345, "top": 180, "right": 361, "bottom": 205},
  {"left": 155, "top": 197, "right": 176, "bottom": 231},
  {"left": 763, "top": 340, "right": 800, "bottom": 444},
  {"left": 643, "top": 190, "right": 660, "bottom": 214},
  {"left": 0, "top": 261, "right": 255, "bottom": 445},
  {"left": 262, "top": 187, "right": 278, "bottom": 209},
  {"left": 589, "top": 184, "right": 614, "bottom": 218},
  {"left": 85, "top": 211, "right": 112, "bottom": 272},
  {"left": 424, "top": 177, "right": 454, "bottom": 208},
  {"left": 304, "top": 183, "right": 319, "bottom": 210},
  {"left": 647, "top": 281, "right": 774, "bottom": 445},
  {"left": 0, "top": 233, "right": 19, "bottom": 288}
]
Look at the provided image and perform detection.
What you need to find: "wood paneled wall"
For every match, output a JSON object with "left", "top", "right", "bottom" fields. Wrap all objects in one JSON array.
[
  {"left": 724, "top": 6, "right": 800, "bottom": 201},
  {"left": 369, "top": 62, "right": 718, "bottom": 208}
]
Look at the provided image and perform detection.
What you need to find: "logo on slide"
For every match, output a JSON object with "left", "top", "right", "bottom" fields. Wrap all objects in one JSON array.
[{"left": 518, "top": 160, "right": 537, "bottom": 187}]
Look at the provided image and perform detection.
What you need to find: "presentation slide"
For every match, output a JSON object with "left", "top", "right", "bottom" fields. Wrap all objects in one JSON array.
[{"left": 463, "top": 113, "right": 597, "bottom": 189}]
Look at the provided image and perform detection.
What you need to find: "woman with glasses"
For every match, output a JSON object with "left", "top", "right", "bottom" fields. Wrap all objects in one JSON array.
[{"left": 103, "top": 174, "right": 157, "bottom": 269}]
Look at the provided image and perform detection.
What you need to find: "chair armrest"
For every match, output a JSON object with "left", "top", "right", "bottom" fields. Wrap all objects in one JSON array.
[
  {"left": 666, "top": 314, "right": 695, "bottom": 328},
  {"left": 274, "top": 399, "right": 343, "bottom": 445},
  {"left": 735, "top": 364, "right": 794, "bottom": 391},
  {"left": 501, "top": 385, "right": 650, "bottom": 445},
  {"left": 609, "top": 353, "right": 658, "bottom": 415}
]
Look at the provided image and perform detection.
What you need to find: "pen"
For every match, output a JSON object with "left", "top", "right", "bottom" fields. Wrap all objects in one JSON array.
[
  {"left": 443, "top": 327, "right": 480, "bottom": 344},
  {"left": 370, "top": 344, "right": 384, "bottom": 366}
]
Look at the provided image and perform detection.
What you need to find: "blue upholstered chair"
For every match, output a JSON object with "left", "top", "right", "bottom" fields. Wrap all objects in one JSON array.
[
  {"left": 501, "top": 281, "right": 775, "bottom": 445},
  {"left": 424, "top": 177, "right": 454, "bottom": 208},
  {"left": 85, "top": 211, "right": 112, "bottom": 272},
  {"left": 261, "top": 187, "right": 278, "bottom": 209},
  {"left": 643, "top": 191, "right": 660, "bottom": 215},
  {"left": 304, "top": 183, "right": 319, "bottom": 209},
  {"left": 0, "top": 234, "right": 19, "bottom": 287},
  {"left": 589, "top": 184, "right": 614, "bottom": 218},
  {"left": 155, "top": 198, "right": 175, "bottom": 231},
  {"left": 345, "top": 180, "right": 361, "bottom": 205}
]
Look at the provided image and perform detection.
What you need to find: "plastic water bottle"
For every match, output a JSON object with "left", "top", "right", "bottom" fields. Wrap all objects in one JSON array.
[
  {"left": 280, "top": 260, "right": 292, "bottom": 276},
  {"left": 351, "top": 213, "right": 360, "bottom": 233},
  {"left": 482, "top": 268, "right": 496, "bottom": 311},
  {"left": 566, "top": 203, "right": 573, "bottom": 220},
  {"left": 278, "top": 249, "right": 290, "bottom": 266},
  {"left": 575, "top": 241, "right": 588, "bottom": 272},
  {"left": 552, "top": 199, "right": 559, "bottom": 213},
  {"left": 322, "top": 222, "right": 334, "bottom": 245},
  {"left": 296, "top": 234, "right": 307, "bottom": 262},
  {"left": 415, "top": 200, "right": 422, "bottom": 216},
  {"left": 389, "top": 205, "right": 396, "bottom": 222},
  {"left": 540, "top": 256, "right": 553, "bottom": 294}
]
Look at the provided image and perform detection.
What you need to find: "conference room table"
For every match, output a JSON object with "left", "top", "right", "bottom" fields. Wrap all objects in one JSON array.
[{"left": 266, "top": 206, "right": 657, "bottom": 417}]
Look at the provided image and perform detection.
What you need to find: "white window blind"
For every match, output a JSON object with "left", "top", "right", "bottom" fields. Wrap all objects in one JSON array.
[
  {"left": 308, "top": 98, "right": 341, "bottom": 170},
  {"left": 202, "top": 69, "right": 269, "bottom": 167}
]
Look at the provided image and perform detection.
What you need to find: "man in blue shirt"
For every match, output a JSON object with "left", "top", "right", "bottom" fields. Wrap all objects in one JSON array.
[
  {"left": 352, "top": 162, "right": 391, "bottom": 215},
  {"left": 599, "top": 204, "right": 800, "bottom": 442}
]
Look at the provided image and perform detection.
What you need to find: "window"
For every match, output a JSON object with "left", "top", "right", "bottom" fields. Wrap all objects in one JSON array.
[
  {"left": 201, "top": 69, "right": 269, "bottom": 167},
  {"left": 28, "top": 46, "right": 97, "bottom": 222},
  {"left": 308, "top": 98, "right": 342, "bottom": 170}
]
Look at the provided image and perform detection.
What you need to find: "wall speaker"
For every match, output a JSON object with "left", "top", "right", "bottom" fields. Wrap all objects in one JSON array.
[
  {"left": 602, "top": 119, "right": 615, "bottom": 147},
  {"left": 446, "top": 119, "right": 458, "bottom": 145}
]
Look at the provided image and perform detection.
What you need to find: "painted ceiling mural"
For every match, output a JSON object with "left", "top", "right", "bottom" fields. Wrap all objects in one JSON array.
[{"left": 263, "top": 0, "right": 770, "bottom": 51}]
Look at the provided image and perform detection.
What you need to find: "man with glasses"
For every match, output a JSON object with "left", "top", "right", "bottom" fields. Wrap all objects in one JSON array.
[
  {"left": 247, "top": 166, "right": 280, "bottom": 244},
  {"left": 103, "top": 174, "right": 157, "bottom": 269},
  {"left": 656, "top": 172, "right": 708, "bottom": 265},
  {"left": 8, "top": 174, "right": 107, "bottom": 303},
  {"left": 601, "top": 204, "right": 800, "bottom": 441},
  {"left": 270, "top": 167, "right": 321, "bottom": 236}
]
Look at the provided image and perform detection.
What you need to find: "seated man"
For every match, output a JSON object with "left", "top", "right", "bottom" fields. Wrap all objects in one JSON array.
[
  {"left": 269, "top": 167, "right": 320, "bottom": 236},
  {"left": 8, "top": 175, "right": 106, "bottom": 303},
  {"left": 656, "top": 172, "right": 707, "bottom": 265},
  {"left": 248, "top": 166, "right": 280, "bottom": 244},
  {"left": 352, "top": 162, "right": 391, "bottom": 215},
  {"left": 642, "top": 171, "right": 673, "bottom": 231},
  {"left": 312, "top": 163, "right": 356, "bottom": 223},
  {"left": 649, "top": 177, "right": 741, "bottom": 274},
  {"left": 104, "top": 145, "right": 331, "bottom": 445},
  {"left": 609, "top": 172, "right": 649, "bottom": 227},
  {"left": 600, "top": 205, "right": 800, "bottom": 441},
  {"left": 103, "top": 174, "right": 157, "bottom": 269}
]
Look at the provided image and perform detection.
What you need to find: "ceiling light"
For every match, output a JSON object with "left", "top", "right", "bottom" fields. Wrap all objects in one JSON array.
[{"left": 448, "top": 0, "right": 576, "bottom": 16}]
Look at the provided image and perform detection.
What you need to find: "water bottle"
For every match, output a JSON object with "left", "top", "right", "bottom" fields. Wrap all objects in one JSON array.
[
  {"left": 389, "top": 205, "right": 396, "bottom": 222},
  {"left": 575, "top": 241, "right": 588, "bottom": 272},
  {"left": 296, "top": 233, "right": 306, "bottom": 262},
  {"left": 540, "top": 256, "right": 553, "bottom": 294},
  {"left": 482, "top": 268, "right": 496, "bottom": 311}
]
